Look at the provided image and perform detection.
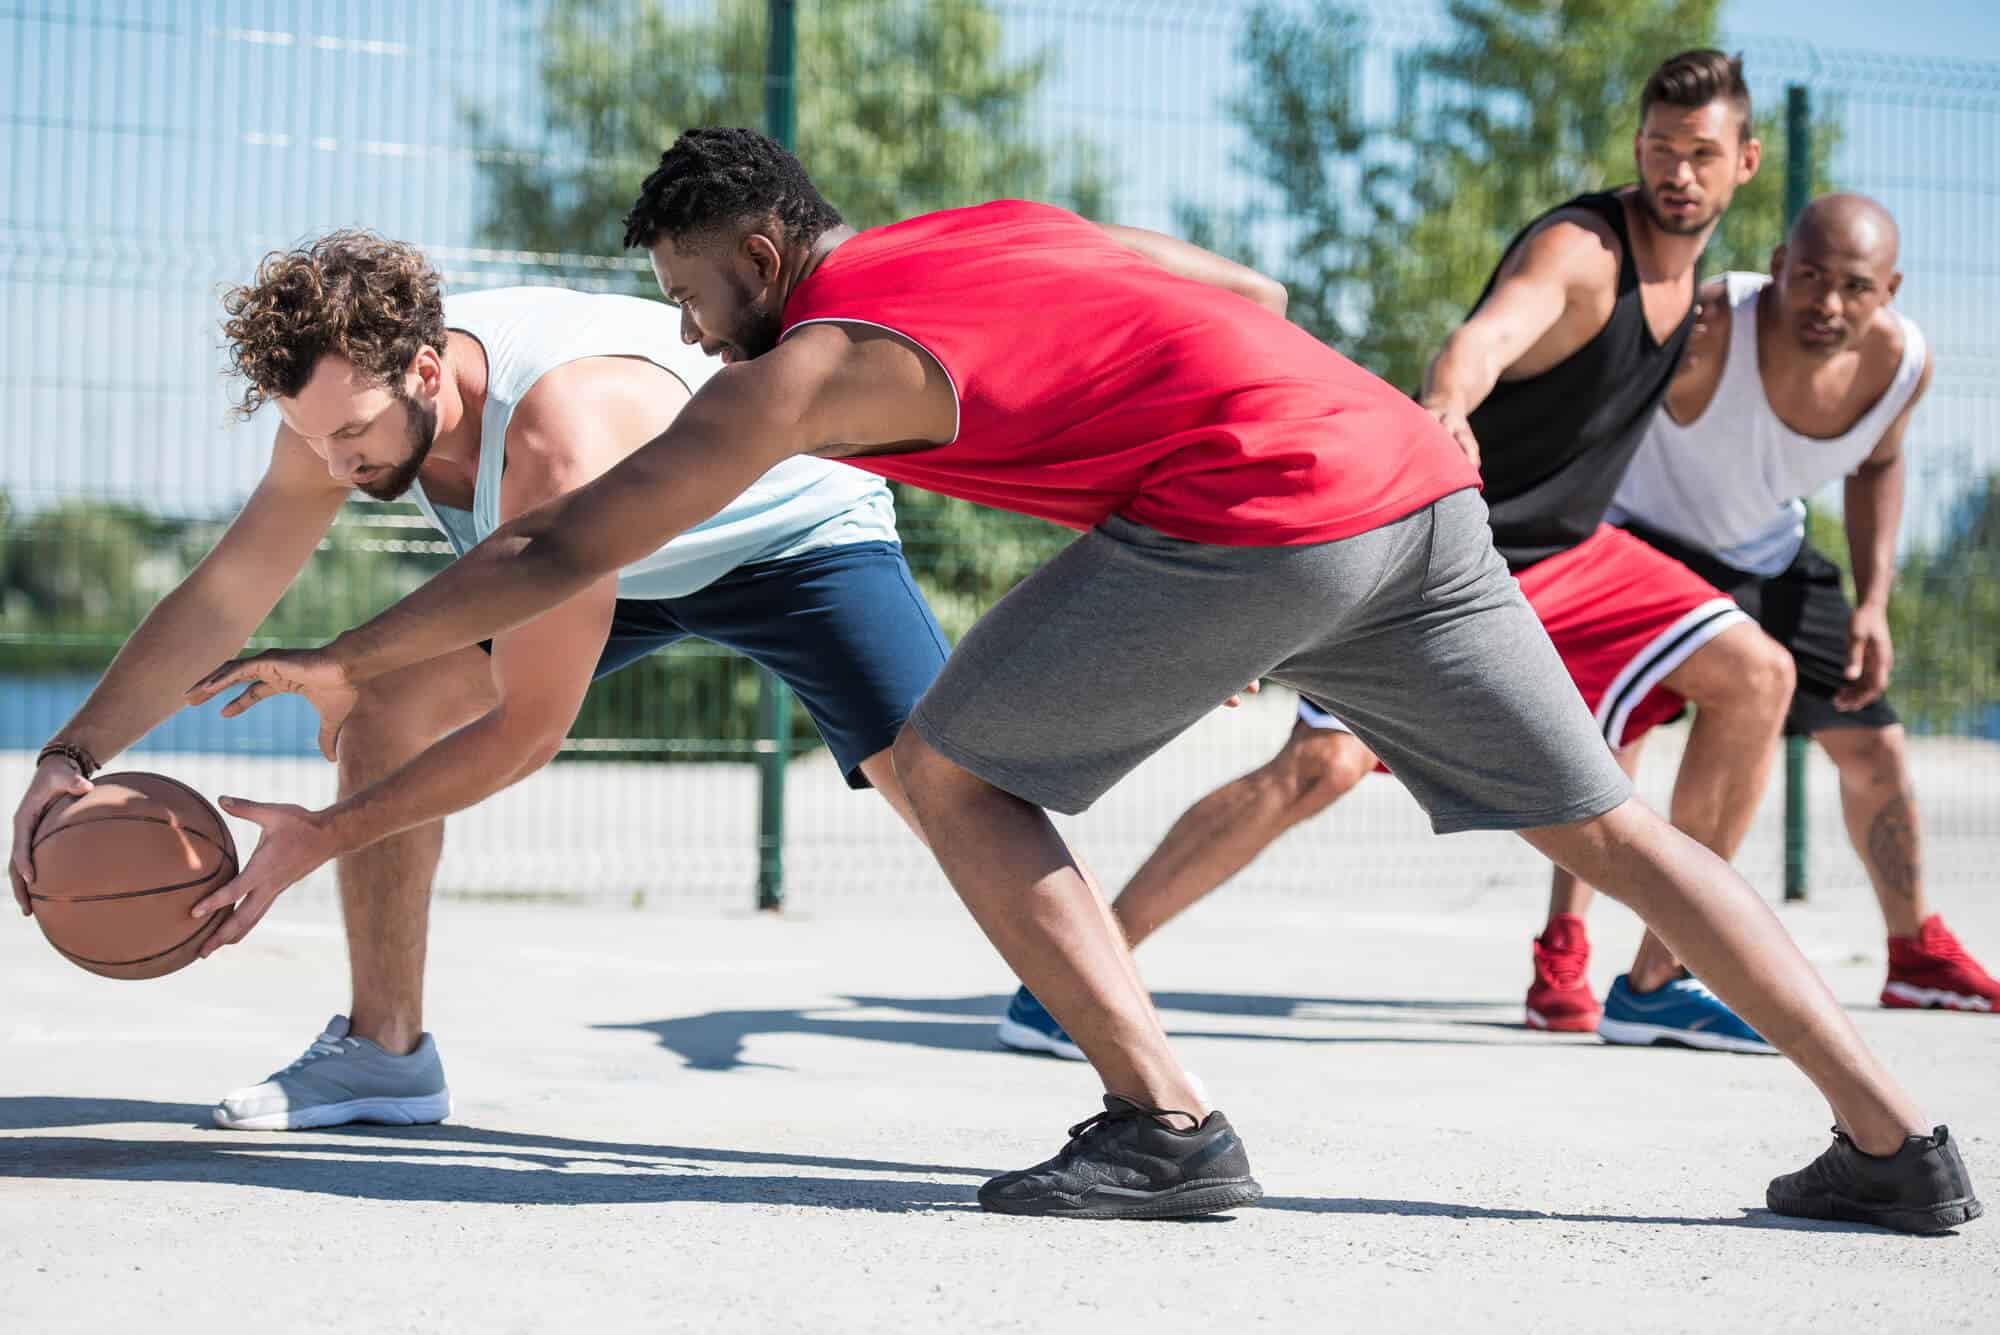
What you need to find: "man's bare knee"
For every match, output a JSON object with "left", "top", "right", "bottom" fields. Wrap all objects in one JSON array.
[
  {"left": 339, "top": 653, "right": 497, "bottom": 784},
  {"left": 1821, "top": 724, "right": 1910, "bottom": 792},
  {"left": 1270, "top": 725, "right": 1372, "bottom": 819},
  {"left": 1745, "top": 636, "right": 1796, "bottom": 714},
  {"left": 1675, "top": 624, "right": 1794, "bottom": 717},
  {"left": 890, "top": 724, "right": 958, "bottom": 807}
]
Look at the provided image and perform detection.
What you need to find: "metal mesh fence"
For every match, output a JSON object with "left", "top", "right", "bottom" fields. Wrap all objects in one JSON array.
[{"left": 4, "top": 1, "right": 1996, "bottom": 911}]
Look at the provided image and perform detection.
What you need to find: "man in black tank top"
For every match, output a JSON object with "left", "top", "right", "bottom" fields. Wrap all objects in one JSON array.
[
  {"left": 1463, "top": 189, "right": 1701, "bottom": 569},
  {"left": 1076, "top": 52, "right": 1815, "bottom": 1050}
]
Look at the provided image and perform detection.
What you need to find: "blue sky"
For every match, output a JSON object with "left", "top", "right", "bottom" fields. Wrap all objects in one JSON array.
[
  {"left": 4, "top": 0, "right": 1998, "bottom": 550},
  {"left": 1731, "top": 0, "right": 2000, "bottom": 59}
]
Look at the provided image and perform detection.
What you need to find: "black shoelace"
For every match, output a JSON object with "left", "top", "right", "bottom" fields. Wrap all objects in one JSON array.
[{"left": 1062, "top": 1099, "right": 1197, "bottom": 1153}]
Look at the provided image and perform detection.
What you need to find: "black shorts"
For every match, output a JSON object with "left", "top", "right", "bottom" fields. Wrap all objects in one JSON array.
[{"left": 1619, "top": 521, "right": 1899, "bottom": 737}]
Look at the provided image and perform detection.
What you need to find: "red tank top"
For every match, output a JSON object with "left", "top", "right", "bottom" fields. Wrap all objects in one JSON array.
[{"left": 778, "top": 200, "right": 1475, "bottom": 546}]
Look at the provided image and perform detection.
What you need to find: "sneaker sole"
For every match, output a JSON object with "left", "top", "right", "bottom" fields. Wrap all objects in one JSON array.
[
  {"left": 1767, "top": 1185, "right": 1985, "bottom": 1235},
  {"left": 1881, "top": 983, "right": 1997, "bottom": 1012},
  {"left": 212, "top": 1091, "right": 453, "bottom": 1132},
  {"left": 1525, "top": 1006, "right": 1602, "bottom": 1033},
  {"left": 1596, "top": 1018, "right": 1776, "bottom": 1055},
  {"left": 996, "top": 1019, "right": 1087, "bottom": 1062},
  {"left": 980, "top": 1176, "right": 1265, "bottom": 1220}
]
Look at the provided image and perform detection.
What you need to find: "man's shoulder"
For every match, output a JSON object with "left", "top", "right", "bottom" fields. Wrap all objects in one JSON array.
[
  {"left": 1505, "top": 205, "right": 1624, "bottom": 293},
  {"left": 504, "top": 355, "right": 684, "bottom": 450},
  {"left": 1524, "top": 204, "right": 1623, "bottom": 255},
  {"left": 1861, "top": 304, "right": 1919, "bottom": 375}
]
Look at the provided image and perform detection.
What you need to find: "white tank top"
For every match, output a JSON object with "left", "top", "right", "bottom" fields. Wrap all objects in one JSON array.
[
  {"left": 1607, "top": 271, "right": 1926, "bottom": 576},
  {"left": 411, "top": 287, "right": 898, "bottom": 600}
]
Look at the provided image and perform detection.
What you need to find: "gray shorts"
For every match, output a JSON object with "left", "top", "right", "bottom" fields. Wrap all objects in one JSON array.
[{"left": 907, "top": 487, "right": 1632, "bottom": 833}]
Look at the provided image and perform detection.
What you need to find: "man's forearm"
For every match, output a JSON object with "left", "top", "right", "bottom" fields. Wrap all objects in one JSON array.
[
  {"left": 333, "top": 514, "right": 597, "bottom": 684},
  {"left": 323, "top": 708, "right": 563, "bottom": 854},
  {"left": 1420, "top": 327, "right": 1503, "bottom": 416},
  {"left": 61, "top": 580, "right": 267, "bottom": 763},
  {"left": 1845, "top": 462, "right": 1904, "bottom": 610},
  {"left": 333, "top": 396, "right": 796, "bottom": 684}
]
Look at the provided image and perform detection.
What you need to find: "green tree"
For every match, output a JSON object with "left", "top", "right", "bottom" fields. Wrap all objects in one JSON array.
[
  {"left": 1808, "top": 479, "right": 2000, "bottom": 732},
  {"left": 0, "top": 498, "right": 447, "bottom": 675},
  {"left": 468, "top": 0, "right": 1107, "bottom": 262},
  {"left": 1215, "top": 0, "right": 1837, "bottom": 389},
  {"left": 0, "top": 500, "right": 178, "bottom": 671}
]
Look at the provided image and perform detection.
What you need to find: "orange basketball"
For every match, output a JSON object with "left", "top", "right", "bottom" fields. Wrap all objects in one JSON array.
[{"left": 28, "top": 771, "right": 239, "bottom": 979}]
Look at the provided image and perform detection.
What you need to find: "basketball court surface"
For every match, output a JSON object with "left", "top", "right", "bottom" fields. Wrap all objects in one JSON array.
[{"left": 4, "top": 826, "right": 1992, "bottom": 1333}]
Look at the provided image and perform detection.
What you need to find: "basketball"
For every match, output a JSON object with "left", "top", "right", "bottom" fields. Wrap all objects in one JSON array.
[{"left": 28, "top": 771, "right": 239, "bottom": 980}]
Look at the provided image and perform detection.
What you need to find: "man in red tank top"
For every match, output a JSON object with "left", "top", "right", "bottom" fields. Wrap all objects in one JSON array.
[{"left": 191, "top": 127, "right": 1976, "bottom": 1233}]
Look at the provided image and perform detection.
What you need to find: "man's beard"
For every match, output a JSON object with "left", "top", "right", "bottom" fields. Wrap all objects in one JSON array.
[
  {"left": 1638, "top": 180, "right": 1719, "bottom": 236},
  {"left": 724, "top": 272, "right": 785, "bottom": 361},
  {"left": 355, "top": 390, "right": 438, "bottom": 501}
]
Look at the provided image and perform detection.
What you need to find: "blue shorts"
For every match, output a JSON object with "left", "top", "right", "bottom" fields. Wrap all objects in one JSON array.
[{"left": 590, "top": 541, "right": 948, "bottom": 789}]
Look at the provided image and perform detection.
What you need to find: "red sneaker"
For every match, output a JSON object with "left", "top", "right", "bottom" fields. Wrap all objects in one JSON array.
[
  {"left": 1526, "top": 913, "right": 1602, "bottom": 1031},
  {"left": 1883, "top": 916, "right": 2000, "bottom": 1013}
]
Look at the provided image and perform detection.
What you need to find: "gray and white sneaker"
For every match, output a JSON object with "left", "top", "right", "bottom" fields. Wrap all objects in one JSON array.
[{"left": 213, "top": 1015, "right": 451, "bottom": 1131}]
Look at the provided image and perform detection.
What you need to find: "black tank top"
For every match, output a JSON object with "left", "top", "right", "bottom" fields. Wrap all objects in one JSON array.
[{"left": 1469, "top": 191, "right": 1697, "bottom": 570}]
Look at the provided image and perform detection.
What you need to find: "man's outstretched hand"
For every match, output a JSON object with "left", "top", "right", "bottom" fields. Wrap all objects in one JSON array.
[
  {"left": 190, "top": 796, "right": 340, "bottom": 956},
  {"left": 188, "top": 647, "right": 359, "bottom": 762}
]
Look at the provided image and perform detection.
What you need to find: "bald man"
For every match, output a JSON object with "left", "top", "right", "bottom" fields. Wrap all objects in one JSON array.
[{"left": 1596, "top": 192, "right": 2000, "bottom": 1015}]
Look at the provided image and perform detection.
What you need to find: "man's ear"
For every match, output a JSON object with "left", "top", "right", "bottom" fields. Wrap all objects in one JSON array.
[
  {"left": 1769, "top": 244, "right": 1787, "bottom": 281},
  {"left": 741, "top": 232, "right": 784, "bottom": 287},
  {"left": 410, "top": 344, "right": 446, "bottom": 399}
]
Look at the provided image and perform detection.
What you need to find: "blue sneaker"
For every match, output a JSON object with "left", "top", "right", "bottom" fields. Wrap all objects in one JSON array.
[
  {"left": 1598, "top": 972, "right": 1777, "bottom": 1054},
  {"left": 997, "top": 987, "right": 1087, "bottom": 1061}
]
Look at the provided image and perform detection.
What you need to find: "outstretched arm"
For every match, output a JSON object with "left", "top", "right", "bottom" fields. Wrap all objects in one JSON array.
[
  {"left": 1837, "top": 347, "right": 1932, "bottom": 710},
  {"left": 1420, "top": 215, "right": 1619, "bottom": 465},
  {"left": 319, "top": 322, "right": 958, "bottom": 678},
  {"left": 12, "top": 429, "right": 343, "bottom": 910},
  {"left": 187, "top": 323, "right": 953, "bottom": 706},
  {"left": 1097, "top": 223, "right": 1288, "bottom": 316}
]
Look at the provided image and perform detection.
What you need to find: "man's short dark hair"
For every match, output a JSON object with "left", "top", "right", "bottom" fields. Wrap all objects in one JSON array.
[
  {"left": 623, "top": 127, "right": 844, "bottom": 251},
  {"left": 1640, "top": 49, "right": 1752, "bottom": 132}
]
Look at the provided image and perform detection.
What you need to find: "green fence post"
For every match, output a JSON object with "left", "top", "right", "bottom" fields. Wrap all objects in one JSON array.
[
  {"left": 1782, "top": 83, "right": 1811, "bottom": 903},
  {"left": 755, "top": 670, "right": 792, "bottom": 912},
  {"left": 755, "top": 0, "right": 799, "bottom": 913}
]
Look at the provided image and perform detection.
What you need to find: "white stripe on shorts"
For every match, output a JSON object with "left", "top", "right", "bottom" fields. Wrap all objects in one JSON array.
[{"left": 1594, "top": 598, "right": 1750, "bottom": 749}]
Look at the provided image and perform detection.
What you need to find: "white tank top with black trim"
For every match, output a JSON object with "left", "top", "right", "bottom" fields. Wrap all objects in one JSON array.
[{"left": 1608, "top": 271, "right": 1926, "bottom": 576}]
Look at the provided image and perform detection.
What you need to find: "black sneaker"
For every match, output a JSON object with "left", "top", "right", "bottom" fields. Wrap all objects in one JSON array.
[
  {"left": 1767, "top": 1125, "right": 1983, "bottom": 1234},
  {"left": 977, "top": 1095, "right": 1263, "bottom": 1219}
]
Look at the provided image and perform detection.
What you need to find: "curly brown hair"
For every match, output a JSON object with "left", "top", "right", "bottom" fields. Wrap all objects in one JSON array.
[{"left": 221, "top": 230, "right": 446, "bottom": 419}]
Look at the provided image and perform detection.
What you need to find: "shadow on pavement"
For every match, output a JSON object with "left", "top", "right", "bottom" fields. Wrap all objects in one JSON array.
[
  {"left": 1257, "top": 1195, "right": 1898, "bottom": 1234},
  {"left": 0, "top": 1096, "right": 991, "bottom": 1211},
  {"left": 5, "top": 1102, "right": 1910, "bottom": 1233},
  {"left": 599, "top": 991, "right": 1534, "bottom": 1071},
  {"left": 839, "top": 992, "right": 1516, "bottom": 1020}
]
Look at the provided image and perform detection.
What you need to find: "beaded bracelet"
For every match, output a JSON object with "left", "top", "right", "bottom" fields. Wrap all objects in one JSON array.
[{"left": 35, "top": 740, "right": 99, "bottom": 779}]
